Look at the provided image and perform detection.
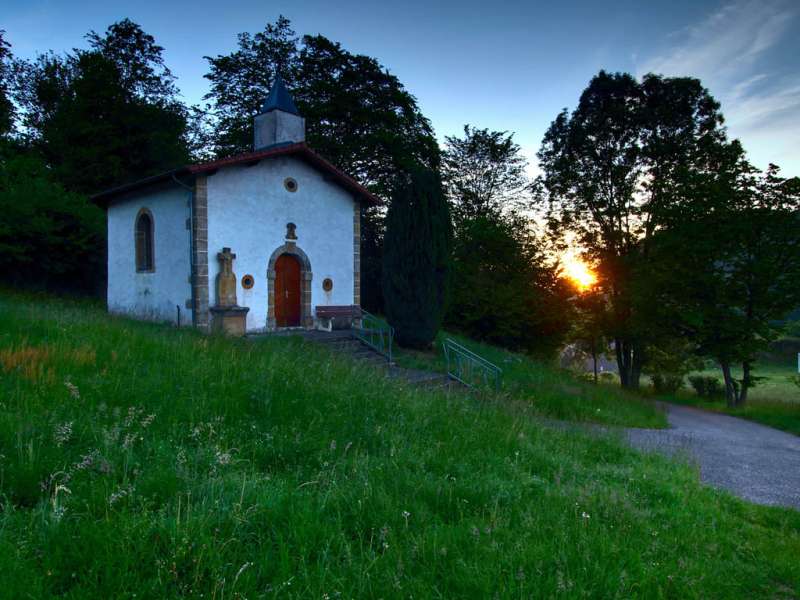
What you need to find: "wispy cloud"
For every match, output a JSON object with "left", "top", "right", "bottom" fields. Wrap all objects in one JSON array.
[{"left": 638, "top": 0, "right": 800, "bottom": 175}]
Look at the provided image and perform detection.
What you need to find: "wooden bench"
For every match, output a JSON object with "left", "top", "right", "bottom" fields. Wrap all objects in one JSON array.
[{"left": 315, "top": 305, "right": 362, "bottom": 331}]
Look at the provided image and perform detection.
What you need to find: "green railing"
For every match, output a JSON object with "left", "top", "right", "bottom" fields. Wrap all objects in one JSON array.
[
  {"left": 443, "top": 338, "right": 502, "bottom": 391},
  {"left": 353, "top": 310, "right": 393, "bottom": 363}
]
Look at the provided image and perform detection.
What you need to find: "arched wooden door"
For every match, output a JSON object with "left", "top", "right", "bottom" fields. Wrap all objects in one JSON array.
[{"left": 275, "top": 254, "right": 301, "bottom": 327}]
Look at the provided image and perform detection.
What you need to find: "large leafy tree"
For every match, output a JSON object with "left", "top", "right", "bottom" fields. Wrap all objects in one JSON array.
[
  {"left": 447, "top": 214, "right": 570, "bottom": 356},
  {"left": 442, "top": 125, "right": 568, "bottom": 356},
  {"left": 442, "top": 125, "right": 529, "bottom": 222},
  {"left": 14, "top": 19, "right": 189, "bottom": 194},
  {"left": 202, "top": 16, "right": 298, "bottom": 157},
  {"left": 382, "top": 169, "right": 452, "bottom": 349},
  {"left": 0, "top": 31, "right": 14, "bottom": 138},
  {"left": 0, "top": 145, "right": 104, "bottom": 292},
  {"left": 537, "top": 71, "right": 731, "bottom": 388}
]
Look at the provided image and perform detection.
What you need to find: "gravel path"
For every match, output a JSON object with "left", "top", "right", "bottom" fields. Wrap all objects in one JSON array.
[{"left": 627, "top": 403, "right": 800, "bottom": 510}]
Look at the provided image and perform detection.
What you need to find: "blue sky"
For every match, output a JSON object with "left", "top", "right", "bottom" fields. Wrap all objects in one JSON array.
[{"left": 4, "top": 0, "right": 799, "bottom": 177}]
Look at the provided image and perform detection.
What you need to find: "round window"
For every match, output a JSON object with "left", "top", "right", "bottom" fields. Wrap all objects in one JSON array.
[
  {"left": 241, "top": 274, "right": 255, "bottom": 289},
  {"left": 322, "top": 278, "right": 333, "bottom": 292},
  {"left": 284, "top": 177, "right": 298, "bottom": 193}
]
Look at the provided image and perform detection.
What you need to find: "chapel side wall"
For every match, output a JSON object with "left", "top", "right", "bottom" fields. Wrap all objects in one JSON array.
[
  {"left": 107, "top": 184, "right": 192, "bottom": 324},
  {"left": 206, "top": 157, "right": 356, "bottom": 332}
]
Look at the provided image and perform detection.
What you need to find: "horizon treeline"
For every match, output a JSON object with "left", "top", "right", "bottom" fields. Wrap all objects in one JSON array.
[{"left": 1, "top": 17, "right": 798, "bottom": 403}]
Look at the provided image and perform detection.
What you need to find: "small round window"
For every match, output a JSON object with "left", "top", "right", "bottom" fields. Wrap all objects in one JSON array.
[
  {"left": 284, "top": 177, "right": 298, "bottom": 193},
  {"left": 322, "top": 278, "right": 333, "bottom": 292},
  {"left": 241, "top": 274, "right": 255, "bottom": 289}
]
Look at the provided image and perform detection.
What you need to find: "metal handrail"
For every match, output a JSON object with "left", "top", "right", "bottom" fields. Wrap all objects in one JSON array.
[
  {"left": 353, "top": 309, "right": 393, "bottom": 363},
  {"left": 443, "top": 338, "right": 502, "bottom": 391}
]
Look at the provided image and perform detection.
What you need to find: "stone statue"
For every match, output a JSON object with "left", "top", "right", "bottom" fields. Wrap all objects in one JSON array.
[
  {"left": 210, "top": 246, "right": 249, "bottom": 336},
  {"left": 216, "top": 247, "right": 238, "bottom": 307}
]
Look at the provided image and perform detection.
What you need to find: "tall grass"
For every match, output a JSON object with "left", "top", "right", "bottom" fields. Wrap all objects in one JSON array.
[{"left": 0, "top": 292, "right": 798, "bottom": 598}]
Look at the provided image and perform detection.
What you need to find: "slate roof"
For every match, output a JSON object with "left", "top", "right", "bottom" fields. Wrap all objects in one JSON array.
[
  {"left": 91, "top": 142, "right": 381, "bottom": 206},
  {"left": 260, "top": 75, "right": 300, "bottom": 115}
]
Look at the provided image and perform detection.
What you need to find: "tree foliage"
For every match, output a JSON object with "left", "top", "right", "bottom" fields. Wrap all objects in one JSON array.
[
  {"left": 382, "top": 169, "right": 452, "bottom": 349},
  {"left": 447, "top": 215, "right": 570, "bottom": 356},
  {"left": 0, "top": 144, "right": 104, "bottom": 292},
  {"left": 442, "top": 125, "right": 529, "bottom": 222},
  {"left": 14, "top": 19, "right": 189, "bottom": 194},
  {"left": 442, "top": 125, "right": 568, "bottom": 357},
  {"left": 651, "top": 162, "right": 800, "bottom": 405},
  {"left": 0, "top": 31, "right": 14, "bottom": 138},
  {"left": 538, "top": 71, "right": 732, "bottom": 387}
]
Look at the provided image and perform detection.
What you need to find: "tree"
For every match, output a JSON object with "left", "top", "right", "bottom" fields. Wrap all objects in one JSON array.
[
  {"left": 382, "top": 169, "right": 452, "bottom": 349},
  {"left": 14, "top": 19, "right": 189, "bottom": 194},
  {"left": 569, "top": 288, "right": 609, "bottom": 383},
  {"left": 447, "top": 214, "right": 570, "bottom": 356},
  {"left": 442, "top": 125, "right": 529, "bottom": 222},
  {"left": 441, "top": 124, "right": 568, "bottom": 356},
  {"left": 537, "top": 71, "right": 731, "bottom": 388},
  {"left": 203, "top": 16, "right": 298, "bottom": 157},
  {"left": 0, "top": 144, "right": 103, "bottom": 292},
  {"left": 0, "top": 31, "right": 15, "bottom": 138},
  {"left": 654, "top": 163, "right": 800, "bottom": 406}
]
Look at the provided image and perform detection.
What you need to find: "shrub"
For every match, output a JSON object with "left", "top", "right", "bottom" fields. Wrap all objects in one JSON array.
[
  {"left": 688, "top": 375, "right": 724, "bottom": 398},
  {"left": 382, "top": 168, "right": 452, "bottom": 349},
  {"left": 651, "top": 373, "right": 684, "bottom": 394}
]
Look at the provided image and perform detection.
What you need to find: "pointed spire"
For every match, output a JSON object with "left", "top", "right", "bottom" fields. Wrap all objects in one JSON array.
[{"left": 260, "top": 74, "right": 300, "bottom": 115}]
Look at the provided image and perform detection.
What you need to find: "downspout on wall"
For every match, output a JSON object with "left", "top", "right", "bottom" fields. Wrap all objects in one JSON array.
[{"left": 171, "top": 173, "right": 197, "bottom": 326}]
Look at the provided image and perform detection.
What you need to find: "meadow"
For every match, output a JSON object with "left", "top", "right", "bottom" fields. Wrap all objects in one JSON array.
[{"left": 1, "top": 292, "right": 799, "bottom": 598}]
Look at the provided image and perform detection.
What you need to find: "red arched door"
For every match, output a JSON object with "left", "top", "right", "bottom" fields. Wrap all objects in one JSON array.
[{"left": 275, "top": 254, "right": 301, "bottom": 327}]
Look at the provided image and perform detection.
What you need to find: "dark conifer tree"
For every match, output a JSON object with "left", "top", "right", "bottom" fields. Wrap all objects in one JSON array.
[{"left": 382, "top": 169, "right": 452, "bottom": 349}]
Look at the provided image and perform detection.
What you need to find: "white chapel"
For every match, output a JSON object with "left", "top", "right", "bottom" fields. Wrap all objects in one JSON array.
[{"left": 95, "top": 76, "right": 378, "bottom": 334}]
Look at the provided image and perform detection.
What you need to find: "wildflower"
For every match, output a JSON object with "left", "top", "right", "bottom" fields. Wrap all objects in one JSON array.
[
  {"left": 53, "top": 421, "right": 73, "bottom": 446},
  {"left": 215, "top": 449, "right": 232, "bottom": 466},
  {"left": 581, "top": 511, "right": 590, "bottom": 520},
  {"left": 75, "top": 451, "right": 99, "bottom": 470},
  {"left": 109, "top": 484, "right": 134, "bottom": 506},
  {"left": 64, "top": 378, "right": 80, "bottom": 400}
]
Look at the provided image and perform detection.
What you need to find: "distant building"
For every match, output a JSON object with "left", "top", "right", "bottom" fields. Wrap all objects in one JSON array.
[{"left": 94, "top": 77, "right": 378, "bottom": 333}]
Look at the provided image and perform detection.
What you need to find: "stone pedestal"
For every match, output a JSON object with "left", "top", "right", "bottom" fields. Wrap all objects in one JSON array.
[{"left": 210, "top": 305, "right": 250, "bottom": 337}]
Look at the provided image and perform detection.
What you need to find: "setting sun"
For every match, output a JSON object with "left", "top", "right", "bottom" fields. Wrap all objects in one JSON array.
[{"left": 564, "top": 257, "right": 597, "bottom": 291}]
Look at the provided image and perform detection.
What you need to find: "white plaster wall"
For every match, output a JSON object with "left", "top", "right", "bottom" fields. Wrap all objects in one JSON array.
[
  {"left": 206, "top": 156, "right": 356, "bottom": 332},
  {"left": 107, "top": 184, "right": 192, "bottom": 324}
]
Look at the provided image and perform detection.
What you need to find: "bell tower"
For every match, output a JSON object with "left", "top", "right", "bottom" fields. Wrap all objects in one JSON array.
[{"left": 253, "top": 75, "right": 306, "bottom": 150}]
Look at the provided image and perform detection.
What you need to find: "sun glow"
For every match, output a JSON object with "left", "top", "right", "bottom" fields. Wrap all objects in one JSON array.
[{"left": 563, "top": 256, "right": 597, "bottom": 291}]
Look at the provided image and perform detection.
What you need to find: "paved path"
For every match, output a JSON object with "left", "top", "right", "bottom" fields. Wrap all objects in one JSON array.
[{"left": 627, "top": 403, "right": 800, "bottom": 510}]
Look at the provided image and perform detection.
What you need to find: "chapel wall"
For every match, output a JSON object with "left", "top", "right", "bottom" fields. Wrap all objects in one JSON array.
[
  {"left": 107, "top": 184, "right": 193, "bottom": 324},
  {"left": 206, "top": 156, "right": 357, "bottom": 332}
]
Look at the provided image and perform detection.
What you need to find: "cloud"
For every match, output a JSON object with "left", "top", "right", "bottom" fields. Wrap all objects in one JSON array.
[{"left": 637, "top": 0, "right": 800, "bottom": 175}]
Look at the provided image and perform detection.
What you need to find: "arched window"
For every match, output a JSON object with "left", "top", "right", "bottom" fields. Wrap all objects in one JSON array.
[{"left": 135, "top": 209, "right": 154, "bottom": 272}]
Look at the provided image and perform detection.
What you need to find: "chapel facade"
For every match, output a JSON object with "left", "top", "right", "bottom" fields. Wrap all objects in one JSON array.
[{"left": 95, "top": 77, "right": 378, "bottom": 334}]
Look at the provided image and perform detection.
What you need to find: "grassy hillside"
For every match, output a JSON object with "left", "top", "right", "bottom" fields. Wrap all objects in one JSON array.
[
  {"left": 1, "top": 292, "right": 799, "bottom": 598},
  {"left": 393, "top": 332, "right": 665, "bottom": 428}
]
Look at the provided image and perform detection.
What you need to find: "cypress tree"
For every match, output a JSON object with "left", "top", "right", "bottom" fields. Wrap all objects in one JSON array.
[{"left": 382, "top": 168, "right": 452, "bottom": 349}]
